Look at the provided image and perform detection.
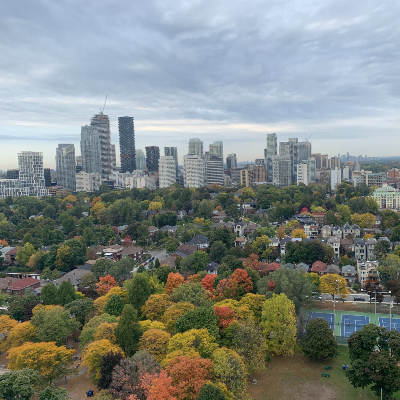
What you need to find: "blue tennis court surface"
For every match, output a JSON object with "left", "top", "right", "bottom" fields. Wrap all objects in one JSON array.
[
  {"left": 309, "top": 312, "right": 335, "bottom": 330},
  {"left": 379, "top": 317, "right": 400, "bottom": 331},
  {"left": 341, "top": 314, "right": 369, "bottom": 337}
]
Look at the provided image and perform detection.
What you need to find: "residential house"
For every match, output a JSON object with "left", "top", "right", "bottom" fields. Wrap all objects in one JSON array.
[
  {"left": 186, "top": 234, "right": 209, "bottom": 249},
  {"left": 0, "top": 278, "right": 22, "bottom": 293},
  {"left": 210, "top": 210, "right": 227, "bottom": 224},
  {"left": 342, "top": 265, "right": 357, "bottom": 286},
  {"left": 53, "top": 269, "right": 91, "bottom": 289},
  {"left": 312, "top": 212, "right": 327, "bottom": 226},
  {"left": 6, "top": 277, "right": 40, "bottom": 296},
  {"left": 340, "top": 238, "right": 354, "bottom": 256},
  {"left": 325, "top": 264, "right": 340, "bottom": 275},
  {"left": 327, "top": 236, "right": 341, "bottom": 259},
  {"left": 354, "top": 238, "right": 366, "bottom": 260},
  {"left": 159, "top": 255, "right": 178, "bottom": 268},
  {"left": 175, "top": 244, "right": 198, "bottom": 257},
  {"left": 321, "top": 225, "right": 332, "bottom": 238},
  {"left": 332, "top": 226, "right": 342, "bottom": 238},
  {"left": 235, "top": 237, "right": 246, "bottom": 249},
  {"left": 234, "top": 222, "right": 247, "bottom": 237},
  {"left": 160, "top": 225, "right": 179, "bottom": 235},
  {"left": 177, "top": 210, "right": 187, "bottom": 220},
  {"left": 357, "top": 260, "right": 379, "bottom": 285},
  {"left": 351, "top": 225, "right": 361, "bottom": 238},
  {"left": 205, "top": 261, "right": 218, "bottom": 274},
  {"left": 261, "top": 262, "right": 281, "bottom": 273},
  {"left": 245, "top": 222, "right": 260, "bottom": 235},
  {"left": 120, "top": 246, "right": 144, "bottom": 261},
  {"left": 4, "top": 248, "right": 17, "bottom": 264},
  {"left": 148, "top": 226, "right": 159, "bottom": 241},
  {"left": 279, "top": 237, "right": 292, "bottom": 254},
  {"left": 373, "top": 215, "right": 382, "bottom": 229},
  {"left": 296, "top": 262, "right": 309, "bottom": 272},
  {"left": 304, "top": 223, "right": 319, "bottom": 238},
  {"left": 311, "top": 261, "right": 327, "bottom": 276},
  {"left": 342, "top": 222, "right": 352, "bottom": 238},
  {"left": 365, "top": 238, "right": 377, "bottom": 260}
]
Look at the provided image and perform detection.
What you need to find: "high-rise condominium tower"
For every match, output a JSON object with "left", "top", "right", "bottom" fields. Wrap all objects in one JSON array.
[
  {"left": 279, "top": 138, "right": 298, "bottom": 184},
  {"left": 298, "top": 141, "right": 311, "bottom": 163},
  {"left": 18, "top": 151, "right": 48, "bottom": 196},
  {"left": 271, "top": 155, "right": 291, "bottom": 187},
  {"left": 205, "top": 141, "right": 224, "bottom": 186},
  {"left": 90, "top": 112, "right": 112, "bottom": 177},
  {"left": 56, "top": 144, "right": 76, "bottom": 190},
  {"left": 136, "top": 150, "right": 146, "bottom": 170},
  {"left": 266, "top": 133, "right": 277, "bottom": 182},
  {"left": 209, "top": 141, "right": 223, "bottom": 159},
  {"left": 188, "top": 138, "right": 203, "bottom": 158},
  {"left": 159, "top": 156, "right": 177, "bottom": 188},
  {"left": 183, "top": 155, "right": 205, "bottom": 188},
  {"left": 118, "top": 116, "right": 136, "bottom": 173},
  {"left": 226, "top": 154, "right": 237, "bottom": 169},
  {"left": 81, "top": 125, "right": 102, "bottom": 175},
  {"left": 145, "top": 146, "right": 160, "bottom": 173},
  {"left": 164, "top": 147, "right": 178, "bottom": 176}
]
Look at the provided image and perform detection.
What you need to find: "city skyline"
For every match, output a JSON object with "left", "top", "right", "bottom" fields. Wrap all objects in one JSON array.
[{"left": 1, "top": 0, "right": 400, "bottom": 169}]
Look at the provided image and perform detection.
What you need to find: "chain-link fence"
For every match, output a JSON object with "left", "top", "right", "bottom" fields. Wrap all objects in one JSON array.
[{"left": 312, "top": 300, "right": 400, "bottom": 316}]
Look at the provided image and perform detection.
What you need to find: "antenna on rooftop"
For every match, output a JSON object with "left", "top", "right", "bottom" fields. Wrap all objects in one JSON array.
[{"left": 102, "top": 94, "right": 108, "bottom": 113}]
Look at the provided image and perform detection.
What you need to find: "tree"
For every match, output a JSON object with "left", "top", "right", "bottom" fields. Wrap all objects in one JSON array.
[
  {"left": 336, "top": 204, "right": 351, "bottom": 223},
  {"left": 377, "top": 254, "right": 400, "bottom": 287},
  {"left": 56, "top": 280, "right": 77, "bottom": 306},
  {"left": 180, "top": 251, "right": 210, "bottom": 273},
  {"left": 197, "top": 383, "right": 227, "bottom": 400},
  {"left": 97, "top": 351, "right": 124, "bottom": 390},
  {"left": 0, "top": 369, "right": 39, "bottom": 400},
  {"left": 211, "top": 347, "right": 247, "bottom": 399},
  {"left": 1, "top": 321, "right": 36, "bottom": 351},
  {"left": 142, "top": 294, "right": 172, "bottom": 321},
  {"left": 115, "top": 304, "right": 142, "bottom": 357},
  {"left": 346, "top": 324, "right": 400, "bottom": 399},
  {"left": 214, "top": 306, "right": 237, "bottom": 331},
  {"left": 8, "top": 292, "right": 40, "bottom": 322},
  {"left": 38, "top": 385, "right": 69, "bottom": 400},
  {"left": 155, "top": 265, "right": 177, "bottom": 284},
  {"left": 251, "top": 235, "right": 273, "bottom": 259},
  {"left": 210, "top": 241, "right": 227, "bottom": 262},
  {"left": 291, "top": 229, "right": 306, "bottom": 239},
  {"left": 261, "top": 293, "right": 297, "bottom": 356},
  {"left": 82, "top": 339, "right": 124, "bottom": 382},
  {"left": 147, "top": 369, "right": 176, "bottom": 400},
  {"left": 170, "top": 282, "right": 210, "bottom": 307},
  {"left": 104, "top": 294, "right": 124, "bottom": 317},
  {"left": 375, "top": 240, "right": 391, "bottom": 259},
  {"left": 0, "top": 315, "right": 18, "bottom": 345},
  {"left": 96, "top": 275, "right": 118, "bottom": 296},
  {"left": 7, "top": 342, "right": 75, "bottom": 383},
  {"left": 79, "top": 314, "right": 118, "bottom": 350},
  {"left": 40, "top": 283, "right": 58, "bottom": 306},
  {"left": 92, "top": 259, "right": 114, "bottom": 279},
  {"left": 302, "top": 318, "right": 338, "bottom": 360},
  {"left": 243, "top": 254, "right": 261, "bottom": 271},
  {"left": 322, "top": 244, "right": 335, "bottom": 264},
  {"left": 198, "top": 199, "right": 214, "bottom": 218},
  {"left": 175, "top": 306, "right": 219, "bottom": 339},
  {"left": 31, "top": 306, "right": 80, "bottom": 346},
  {"left": 319, "top": 274, "right": 349, "bottom": 300},
  {"left": 161, "top": 302, "right": 195, "bottom": 333},
  {"left": 80, "top": 273, "right": 99, "bottom": 289},
  {"left": 276, "top": 226, "right": 286, "bottom": 240},
  {"left": 165, "top": 273, "right": 185, "bottom": 295},
  {"left": 128, "top": 273, "right": 151, "bottom": 313},
  {"left": 166, "top": 356, "right": 214, "bottom": 400},
  {"left": 139, "top": 329, "right": 171, "bottom": 362},
  {"left": 215, "top": 269, "right": 253, "bottom": 301},
  {"left": 64, "top": 298, "right": 94, "bottom": 325},
  {"left": 16, "top": 243, "right": 36, "bottom": 265}
]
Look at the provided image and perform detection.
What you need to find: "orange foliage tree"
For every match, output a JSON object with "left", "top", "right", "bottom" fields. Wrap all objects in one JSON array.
[
  {"left": 166, "top": 356, "right": 214, "bottom": 400},
  {"left": 147, "top": 370, "right": 176, "bottom": 400},
  {"left": 214, "top": 306, "right": 237, "bottom": 331},
  {"left": 243, "top": 254, "right": 261, "bottom": 271},
  {"left": 96, "top": 275, "right": 118, "bottom": 296},
  {"left": 165, "top": 273, "right": 185, "bottom": 295},
  {"left": 215, "top": 269, "right": 253, "bottom": 300},
  {"left": 201, "top": 274, "right": 217, "bottom": 292}
]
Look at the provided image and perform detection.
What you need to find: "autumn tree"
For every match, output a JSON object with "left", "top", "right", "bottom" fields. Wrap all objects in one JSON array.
[
  {"left": 261, "top": 293, "right": 297, "bottom": 356},
  {"left": 97, "top": 351, "right": 124, "bottom": 390},
  {"left": 115, "top": 304, "right": 142, "bottom": 356},
  {"left": 79, "top": 314, "right": 118, "bottom": 350},
  {"left": 7, "top": 341, "right": 75, "bottom": 383},
  {"left": 319, "top": 274, "right": 349, "bottom": 300},
  {"left": 82, "top": 339, "right": 124, "bottom": 382},
  {"left": 161, "top": 302, "right": 195, "bottom": 333},
  {"left": 0, "top": 315, "right": 18, "bottom": 346},
  {"left": 93, "top": 322, "right": 117, "bottom": 344},
  {"left": 147, "top": 369, "right": 176, "bottom": 400},
  {"left": 251, "top": 235, "right": 273, "bottom": 259},
  {"left": 96, "top": 275, "right": 118, "bottom": 296},
  {"left": 139, "top": 329, "right": 171, "bottom": 362},
  {"left": 291, "top": 229, "right": 306, "bottom": 239},
  {"left": 201, "top": 274, "right": 217, "bottom": 292},
  {"left": 276, "top": 226, "right": 286, "bottom": 240},
  {"left": 165, "top": 273, "right": 185, "bottom": 295},
  {"left": 170, "top": 282, "right": 210, "bottom": 307},
  {"left": 142, "top": 294, "right": 172, "bottom": 321},
  {"left": 1, "top": 321, "right": 36, "bottom": 351},
  {"left": 214, "top": 306, "right": 237, "bottom": 331},
  {"left": 215, "top": 269, "right": 253, "bottom": 300},
  {"left": 242, "top": 254, "right": 261, "bottom": 271},
  {"left": 16, "top": 243, "right": 36, "bottom": 265},
  {"left": 197, "top": 383, "right": 228, "bottom": 400}
]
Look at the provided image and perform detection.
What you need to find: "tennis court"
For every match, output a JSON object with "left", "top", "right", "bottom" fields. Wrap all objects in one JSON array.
[
  {"left": 340, "top": 314, "right": 369, "bottom": 337},
  {"left": 308, "top": 311, "right": 335, "bottom": 330},
  {"left": 379, "top": 317, "right": 400, "bottom": 331}
]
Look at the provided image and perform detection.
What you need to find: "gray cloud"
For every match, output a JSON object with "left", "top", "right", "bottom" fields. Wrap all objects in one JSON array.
[{"left": 1, "top": 0, "right": 400, "bottom": 167}]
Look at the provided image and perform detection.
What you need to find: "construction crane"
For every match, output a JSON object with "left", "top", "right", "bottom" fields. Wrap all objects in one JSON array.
[
  {"left": 305, "top": 134, "right": 313, "bottom": 142},
  {"left": 101, "top": 94, "right": 108, "bottom": 113}
]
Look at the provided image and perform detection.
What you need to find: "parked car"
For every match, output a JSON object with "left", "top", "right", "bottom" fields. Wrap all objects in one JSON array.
[{"left": 353, "top": 297, "right": 365, "bottom": 301}]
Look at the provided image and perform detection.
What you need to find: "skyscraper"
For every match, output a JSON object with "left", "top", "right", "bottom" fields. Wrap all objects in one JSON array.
[
  {"left": 145, "top": 146, "right": 160, "bottom": 173},
  {"left": 111, "top": 144, "right": 117, "bottom": 171},
  {"left": 90, "top": 112, "right": 112, "bottom": 177},
  {"left": 135, "top": 149, "right": 146, "bottom": 170},
  {"left": 118, "top": 116, "right": 136, "bottom": 173},
  {"left": 81, "top": 125, "right": 102, "bottom": 175},
  {"left": 55, "top": 144, "right": 76, "bottom": 190},
  {"left": 205, "top": 157, "right": 224, "bottom": 186},
  {"left": 188, "top": 138, "right": 203, "bottom": 158},
  {"left": 44, "top": 168, "right": 51, "bottom": 187},
  {"left": 298, "top": 141, "right": 312, "bottom": 163},
  {"left": 209, "top": 141, "right": 223, "bottom": 159},
  {"left": 183, "top": 155, "right": 205, "bottom": 188},
  {"left": 159, "top": 156, "right": 177, "bottom": 188},
  {"left": 226, "top": 154, "right": 237, "bottom": 169},
  {"left": 164, "top": 147, "right": 178, "bottom": 176},
  {"left": 18, "top": 151, "right": 48, "bottom": 196},
  {"left": 266, "top": 133, "right": 277, "bottom": 182},
  {"left": 271, "top": 155, "right": 291, "bottom": 187},
  {"left": 279, "top": 138, "right": 298, "bottom": 184}
]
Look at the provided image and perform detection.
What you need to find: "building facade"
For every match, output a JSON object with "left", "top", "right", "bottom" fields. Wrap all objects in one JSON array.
[
  {"left": 6, "top": 170, "right": 19, "bottom": 180},
  {"left": 188, "top": 138, "right": 203, "bottom": 158},
  {"left": 81, "top": 125, "right": 102, "bottom": 175},
  {"left": 226, "top": 154, "right": 237, "bottom": 169},
  {"left": 75, "top": 171, "right": 102, "bottom": 192},
  {"left": 159, "top": 156, "right": 177, "bottom": 188},
  {"left": 55, "top": 144, "right": 76, "bottom": 190},
  {"left": 164, "top": 147, "right": 178, "bottom": 176},
  {"left": 373, "top": 185, "right": 400, "bottom": 209},
  {"left": 240, "top": 165, "right": 267, "bottom": 186},
  {"left": 145, "top": 146, "right": 160, "bottom": 174},
  {"left": 183, "top": 155, "right": 205, "bottom": 188},
  {"left": 272, "top": 156, "right": 291, "bottom": 187},
  {"left": 0, "top": 180, "right": 29, "bottom": 198},
  {"left": 205, "top": 157, "right": 224, "bottom": 186},
  {"left": 17, "top": 151, "right": 48, "bottom": 196},
  {"left": 90, "top": 112, "right": 112, "bottom": 177},
  {"left": 118, "top": 116, "right": 136, "bottom": 173},
  {"left": 135, "top": 149, "right": 146, "bottom": 171}
]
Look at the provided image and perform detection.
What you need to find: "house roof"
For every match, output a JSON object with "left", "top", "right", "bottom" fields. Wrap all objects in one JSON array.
[
  {"left": 54, "top": 269, "right": 90, "bottom": 287},
  {"left": 351, "top": 225, "right": 360, "bottom": 230},
  {"left": 160, "top": 255, "right": 178, "bottom": 268},
  {"left": 340, "top": 238, "right": 353, "bottom": 245},
  {"left": 365, "top": 238, "right": 377, "bottom": 245},
  {"left": 186, "top": 234, "right": 209, "bottom": 246},
  {"left": 5, "top": 248, "right": 18, "bottom": 256},
  {"left": 176, "top": 244, "right": 198, "bottom": 256},
  {"left": 342, "top": 265, "right": 356, "bottom": 273},
  {"left": 311, "top": 261, "right": 327, "bottom": 272},
  {"left": 262, "top": 262, "right": 281, "bottom": 272},
  {"left": 296, "top": 262, "right": 309, "bottom": 271},
  {"left": 120, "top": 246, "right": 143, "bottom": 255},
  {"left": 7, "top": 277, "right": 39, "bottom": 290},
  {"left": 235, "top": 237, "right": 246, "bottom": 242},
  {"left": 355, "top": 238, "right": 365, "bottom": 245},
  {"left": 325, "top": 264, "right": 340, "bottom": 274},
  {"left": 0, "top": 277, "right": 21, "bottom": 290},
  {"left": 343, "top": 222, "right": 351, "bottom": 230},
  {"left": 328, "top": 236, "right": 340, "bottom": 244}
]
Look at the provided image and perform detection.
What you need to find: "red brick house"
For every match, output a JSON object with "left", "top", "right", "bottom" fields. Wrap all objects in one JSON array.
[
  {"left": 5, "top": 277, "right": 40, "bottom": 296},
  {"left": 311, "top": 261, "right": 327, "bottom": 276}
]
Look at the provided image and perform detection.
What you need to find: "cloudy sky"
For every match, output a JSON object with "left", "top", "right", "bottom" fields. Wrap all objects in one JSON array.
[{"left": 1, "top": 0, "right": 399, "bottom": 169}]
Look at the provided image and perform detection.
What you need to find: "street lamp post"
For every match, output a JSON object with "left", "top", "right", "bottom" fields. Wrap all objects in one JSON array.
[{"left": 390, "top": 301, "right": 394, "bottom": 331}]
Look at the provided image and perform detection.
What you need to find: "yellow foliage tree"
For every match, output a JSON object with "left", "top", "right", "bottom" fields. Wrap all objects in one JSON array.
[
  {"left": 251, "top": 235, "right": 272, "bottom": 259},
  {"left": 291, "top": 229, "right": 306, "bottom": 239},
  {"left": 82, "top": 339, "right": 124, "bottom": 382},
  {"left": 193, "top": 217, "right": 205, "bottom": 226},
  {"left": 93, "top": 322, "right": 117, "bottom": 344},
  {"left": 167, "top": 329, "right": 219, "bottom": 359},
  {"left": 90, "top": 202, "right": 105, "bottom": 217},
  {"left": 363, "top": 234, "right": 375, "bottom": 239},
  {"left": 139, "top": 320, "right": 166, "bottom": 333},
  {"left": 7, "top": 341, "right": 75, "bottom": 382},
  {"left": 32, "top": 304, "right": 58, "bottom": 314},
  {"left": 161, "top": 348, "right": 201, "bottom": 367},
  {"left": 213, "top": 300, "right": 254, "bottom": 321},
  {"left": 54, "top": 244, "right": 70, "bottom": 269},
  {"left": 350, "top": 213, "right": 376, "bottom": 229},
  {"left": 276, "top": 226, "right": 286, "bottom": 240},
  {"left": 0, "top": 315, "right": 17, "bottom": 347},
  {"left": 319, "top": 274, "right": 349, "bottom": 300},
  {"left": 93, "top": 287, "right": 129, "bottom": 314},
  {"left": 139, "top": 329, "right": 171, "bottom": 362},
  {"left": 239, "top": 293, "right": 266, "bottom": 322},
  {"left": 286, "top": 220, "right": 300, "bottom": 229},
  {"left": 148, "top": 201, "right": 162, "bottom": 211},
  {"left": 161, "top": 302, "right": 195, "bottom": 333},
  {"left": 1, "top": 321, "right": 36, "bottom": 351},
  {"left": 141, "top": 294, "right": 172, "bottom": 321},
  {"left": 62, "top": 195, "right": 77, "bottom": 203}
]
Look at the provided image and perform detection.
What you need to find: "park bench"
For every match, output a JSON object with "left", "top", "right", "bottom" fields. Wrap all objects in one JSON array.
[
  {"left": 321, "top": 373, "right": 330, "bottom": 378},
  {"left": 325, "top": 366, "right": 333, "bottom": 370}
]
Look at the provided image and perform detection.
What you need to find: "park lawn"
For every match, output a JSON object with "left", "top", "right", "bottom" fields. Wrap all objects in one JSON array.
[{"left": 248, "top": 346, "right": 391, "bottom": 400}]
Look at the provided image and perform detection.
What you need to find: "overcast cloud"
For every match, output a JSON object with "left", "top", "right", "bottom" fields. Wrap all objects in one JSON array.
[{"left": 1, "top": 0, "right": 399, "bottom": 168}]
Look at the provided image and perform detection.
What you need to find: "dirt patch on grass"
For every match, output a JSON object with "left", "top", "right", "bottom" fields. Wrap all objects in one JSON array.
[{"left": 284, "top": 381, "right": 336, "bottom": 400}]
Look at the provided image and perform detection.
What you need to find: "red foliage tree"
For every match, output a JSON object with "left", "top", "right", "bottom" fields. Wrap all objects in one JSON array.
[
  {"left": 146, "top": 370, "right": 176, "bottom": 400},
  {"left": 215, "top": 269, "right": 253, "bottom": 300},
  {"left": 165, "top": 273, "right": 185, "bottom": 295},
  {"left": 268, "top": 279, "right": 275, "bottom": 291},
  {"left": 214, "top": 306, "right": 237, "bottom": 330},
  {"left": 96, "top": 275, "right": 118, "bottom": 296},
  {"left": 166, "top": 356, "right": 213, "bottom": 400},
  {"left": 301, "top": 207, "right": 309, "bottom": 213},
  {"left": 186, "top": 274, "right": 202, "bottom": 283},
  {"left": 112, "top": 226, "right": 119, "bottom": 235},
  {"left": 243, "top": 254, "right": 261, "bottom": 271},
  {"left": 201, "top": 274, "right": 217, "bottom": 292},
  {"left": 123, "top": 235, "right": 133, "bottom": 247}
]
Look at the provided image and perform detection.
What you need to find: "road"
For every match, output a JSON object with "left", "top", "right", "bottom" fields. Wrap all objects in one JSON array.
[{"left": 321, "top": 293, "right": 396, "bottom": 304}]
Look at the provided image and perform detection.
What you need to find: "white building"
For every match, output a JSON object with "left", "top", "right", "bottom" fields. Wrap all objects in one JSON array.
[
  {"left": 272, "top": 155, "right": 291, "bottom": 187},
  {"left": 55, "top": 144, "right": 76, "bottom": 190},
  {"left": 125, "top": 175, "right": 156, "bottom": 190},
  {"left": 205, "top": 157, "right": 224, "bottom": 186},
  {"left": 331, "top": 167, "right": 341, "bottom": 191},
  {"left": 18, "top": 151, "right": 48, "bottom": 197},
  {"left": 373, "top": 185, "right": 400, "bottom": 209},
  {"left": 159, "top": 156, "right": 177, "bottom": 188},
  {"left": 297, "top": 162, "right": 309, "bottom": 185},
  {"left": 342, "top": 166, "right": 351, "bottom": 180},
  {"left": 183, "top": 155, "right": 205, "bottom": 188},
  {"left": 0, "top": 180, "right": 30, "bottom": 198},
  {"left": 76, "top": 171, "right": 102, "bottom": 192}
]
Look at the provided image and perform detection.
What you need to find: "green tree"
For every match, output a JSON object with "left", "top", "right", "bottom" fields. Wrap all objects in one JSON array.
[
  {"left": 91, "top": 259, "right": 114, "bottom": 279},
  {"left": 155, "top": 265, "right": 176, "bottom": 284},
  {"left": 346, "top": 324, "right": 400, "bottom": 399},
  {"left": 336, "top": 204, "right": 351, "bottom": 223},
  {"left": 302, "top": 318, "right": 338, "bottom": 360},
  {"left": 0, "top": 369, "right": 39, "bottom": 400},
  {"left": 108, "top": 258, "right": 134, "bottom": 284},
  {"left": 16, "top": 243, "right": 36, "bottom": 265},
  {"left": 210, "top": 241, "right": 227, "bottom": 263},
  {"left": 375, "top": 240, "right": 391, "bottom": 259},
  {"left": 197, "top": 199, "right": 214, "bottom": 218},
  {"left": 56, "top": 281, "right": 76, "bottom": 306},
  {"left": 197, "top": 383, "right": 227, "bottom": 400},
  {"left": 115, "top": 304, "right": 142, "bottom": 356},
  {"left": 180, "top": 251, "right": 210, "bottom": 273},
  {"left": 165, "top": 238, "right": 180, "bottom": 253},
  {"left": 40, "top": 283, "right": 58, "bottom": 305},
  {"left": 64, "top": 298, "right": 94, "bottom": 325},
  {"left": 104, "top": 294, "right": 125, "bottom": 317},
  {"left": 8, "top": 292, "right": 38, "bottom": 321},
  {"left": 261, "top": 293, "right": 297, "bottom": 356},
  {"left": 38, "top": 385, "right": 69, "bottom": 400},
  {"left": 128, "top": 273, "right": 151, "bottom": 313},
  {"left": 170, "top": 282, "right": 210, "bottom": 307}
]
